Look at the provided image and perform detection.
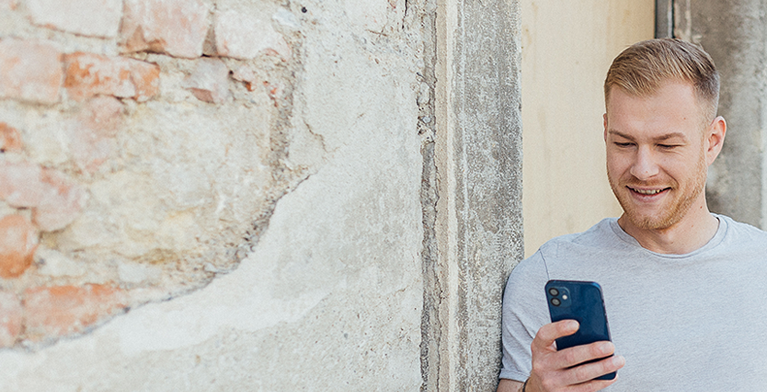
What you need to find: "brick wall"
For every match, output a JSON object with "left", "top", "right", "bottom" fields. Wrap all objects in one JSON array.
[{"left": 0, "top": 0, "right": 302, "bottom": 348}]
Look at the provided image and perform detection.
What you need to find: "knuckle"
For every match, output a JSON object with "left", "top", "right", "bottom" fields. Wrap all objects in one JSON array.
[
  {"left": 591, "top": 342, "right": 611, "bottom": 356},
  {"left": 600, "top": 358, "right": 616, "bottom": 373},
  {"left": 573, "top": 365, "right": 590, "bottom": 381},
  {"left": 562, "top": 349, "right": 578, "bottom": 365},
  {"left": 540, "top": 378, "right": 556, "bottom": 391}
]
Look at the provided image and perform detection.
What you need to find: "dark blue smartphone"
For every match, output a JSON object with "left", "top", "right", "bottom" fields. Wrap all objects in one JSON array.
[{"left": 545, "top": 280, "right": 616, "bottom": 380}]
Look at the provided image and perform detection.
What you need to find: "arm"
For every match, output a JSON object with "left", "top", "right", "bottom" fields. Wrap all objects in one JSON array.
[{"left": 525, "top": 320, "right": 625, "bottom": 392}]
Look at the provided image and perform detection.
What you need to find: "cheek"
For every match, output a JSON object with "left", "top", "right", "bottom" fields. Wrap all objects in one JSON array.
[{"left": 606, "top": 154, "right": 630, "bottom": 176}]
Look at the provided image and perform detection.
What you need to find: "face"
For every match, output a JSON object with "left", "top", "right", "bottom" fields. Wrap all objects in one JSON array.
[{"left": 604, "top": 82, "right": 719, "bottom": 232}]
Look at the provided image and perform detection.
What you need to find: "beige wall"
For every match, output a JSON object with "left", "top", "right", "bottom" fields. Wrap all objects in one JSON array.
[{"left": 521, "top": 0, "right": 654, "bottom": 257}]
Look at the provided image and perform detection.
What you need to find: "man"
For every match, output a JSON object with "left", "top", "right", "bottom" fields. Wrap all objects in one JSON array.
[{"left": 497, "top": 39, "right": 767, "bottom": 392}]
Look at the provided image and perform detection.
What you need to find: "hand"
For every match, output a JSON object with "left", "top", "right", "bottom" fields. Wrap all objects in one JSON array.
[{"left": 526, "top": 320, "right": 625, "bottom": 392}]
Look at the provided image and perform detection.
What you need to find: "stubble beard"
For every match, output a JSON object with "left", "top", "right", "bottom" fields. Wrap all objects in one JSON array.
[{"left": 609, "top": 150, "right": 708, "bottom": 231}]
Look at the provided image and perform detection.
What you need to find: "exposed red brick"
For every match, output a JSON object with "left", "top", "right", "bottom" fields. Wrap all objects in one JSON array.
[
  {"left": 23, "top": 284, "right": 127, "bottom": 339},
  {"left": 182, "top": 58, "right": 231, "bottom": 103},
  {"left": 0, "top": 122, "right": 23, "bottom": 152},
  {"left": 27, "top": 0, "right": 122, "bottom": 38},
  {"left": 214, "top": 10, "right": 291, "bottom": 61},
  {"left": 120, "top": 0, "right": 210, "bottom": 58},
  {"left": 0, "top": 161, "right": 46, "bottom": 208},
  {"left": 33, "top": 169, "right": 88, "bottom": 232},
  {"left": 0, "top": 291, "right": 22, "bottom": 347},
  {"left": 0, "top": 162, "right": 87, "bottom": 230},
  {"left": 0, "top": 215, "right": 38, "bottom": 278},
  {"left": 67, "top": 96, "right": 124, "bottom": 172},
  {"left": 63, "top": 53, "right": 160, "bottom": 102},
  {"left": 0, "top": 39, "right": 62, "bottom": 104}
]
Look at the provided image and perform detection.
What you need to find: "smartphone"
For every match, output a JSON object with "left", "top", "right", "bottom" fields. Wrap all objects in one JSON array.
[{"left": 545, "top": 280, "right": 616, "bottom": 380}]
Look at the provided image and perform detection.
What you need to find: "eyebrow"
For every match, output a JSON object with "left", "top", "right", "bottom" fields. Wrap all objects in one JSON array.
[{"left": 608, "top": 130, "right": 687, "bottom": 142}]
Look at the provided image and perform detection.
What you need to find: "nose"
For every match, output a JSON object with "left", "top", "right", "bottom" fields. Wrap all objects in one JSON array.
[{"left": 629, "top": 146, "right": 659, "bottom": 180}]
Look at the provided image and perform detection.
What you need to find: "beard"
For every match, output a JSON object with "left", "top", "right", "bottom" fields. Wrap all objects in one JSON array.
[{"left": 609, "top": 149, "right": 708, "bottom": 231}]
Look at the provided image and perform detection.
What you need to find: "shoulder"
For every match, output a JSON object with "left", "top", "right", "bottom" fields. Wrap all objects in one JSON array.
[
  {"left": 530, "top": 218, "right": 623, "bottom": 262},
  {"left": 719, "top": 214, "right": 767, "bottom": 243},
  {"left": 507, "top": 219, "right": 621, "bottom": 285}
]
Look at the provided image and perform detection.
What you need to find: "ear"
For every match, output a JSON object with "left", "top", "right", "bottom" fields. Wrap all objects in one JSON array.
[
  {"left": 603, "top": 113, "right": 608, "bottom": 142},
  {"left": 705, "top": 116, "right": 726, "bottom": 166}
]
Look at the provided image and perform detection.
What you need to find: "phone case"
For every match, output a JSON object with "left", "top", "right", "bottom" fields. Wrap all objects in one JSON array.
[{"left": 545, "top": 280, "right": 616, "bottom": 381}]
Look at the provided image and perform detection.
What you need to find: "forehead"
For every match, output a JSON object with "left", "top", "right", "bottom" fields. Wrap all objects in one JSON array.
[{"left": 606, "top": 82, "right": 703, "bottom": 139}]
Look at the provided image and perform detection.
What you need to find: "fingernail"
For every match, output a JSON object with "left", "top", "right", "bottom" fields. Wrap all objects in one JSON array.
[
  {"left": 567, "top": 320, "right": 579, "bottom": 330},
  {"left": 600, "top": 342, "right": 614, "bottom": 355},
  {"left": 612, "top": 355, "right": 625, "bottom": 367}
]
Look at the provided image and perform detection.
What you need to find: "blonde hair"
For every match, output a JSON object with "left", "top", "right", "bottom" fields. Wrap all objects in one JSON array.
[{"left": 605, "top": 39, "right": 719, "bottom": 121}]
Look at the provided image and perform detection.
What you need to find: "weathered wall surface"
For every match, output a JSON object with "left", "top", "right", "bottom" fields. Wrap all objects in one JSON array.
[
  {"left": 0, "top": 0, "right": 303, "bottom": 346},
  {"left": 0, "top": 0, "right": 427, "bottom": 389},
  {"left": 421, "top": 0, "right": 523, "bottom": 390},
  {"left": 520, "top": 0, "right": 654, "bottom": 257},
  {"left": 681, "top": 0, "right": 767, "bottom": 229},
  {"left": 0, "top": 0, "right": 526, "bottom": 389}
]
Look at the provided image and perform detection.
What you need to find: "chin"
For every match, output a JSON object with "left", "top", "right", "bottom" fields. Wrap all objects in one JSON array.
[{"left": 624, "top": 213, "right": 678, "bottom": 231}]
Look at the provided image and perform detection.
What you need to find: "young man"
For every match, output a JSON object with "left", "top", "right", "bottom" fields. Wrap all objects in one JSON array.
[{"left": 498, "top": 39, "right": 767, "bottom": 392}]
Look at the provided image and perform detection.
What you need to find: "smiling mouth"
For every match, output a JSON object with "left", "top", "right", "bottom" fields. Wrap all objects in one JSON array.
[{"left": 627, "top": 186, "right": 670, "bottom": 195}]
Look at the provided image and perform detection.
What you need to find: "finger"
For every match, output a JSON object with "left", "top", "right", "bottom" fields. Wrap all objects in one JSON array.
[
  {"left": 566, "top": 375, "right": 620, "bottom": 392},
  {"left": 549, "top": 340, "right": 615, "bottom": 370},
  {"left": 563, "top": 355, "right": 626, "bottom": 386},
  {"left": 532, "top": 320, "right": 579, "bottom": 351}
]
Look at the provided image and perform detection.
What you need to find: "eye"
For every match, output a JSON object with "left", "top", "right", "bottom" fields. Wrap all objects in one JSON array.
[
  {"left": 658, "top": 144, "right": 680, "bottom": 149},
  {"left": 614, "top": 142, "right": 633, "bottom": 148}
]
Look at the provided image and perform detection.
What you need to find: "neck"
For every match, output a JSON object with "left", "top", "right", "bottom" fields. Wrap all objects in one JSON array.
[{"left": 617, "top": 200, "right": 720, "bottom": 254}]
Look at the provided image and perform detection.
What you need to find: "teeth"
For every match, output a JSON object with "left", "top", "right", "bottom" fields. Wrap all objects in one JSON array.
[{"left": 632, "top": 188, "right": 664, "bottom": 195}]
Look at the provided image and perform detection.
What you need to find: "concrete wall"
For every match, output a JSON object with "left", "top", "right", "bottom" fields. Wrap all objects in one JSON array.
[
  {"left": 681, "top": 0, "right": 767, "bottom": 229},
  {"left": 0, "top": 0, "right": 523, "bottom": 390},
  {"left": 520, "top": 0, "right": 655, "bottom": 257},
  {"left": 423, "top": 0, "right": 523, "bottom": 390}
]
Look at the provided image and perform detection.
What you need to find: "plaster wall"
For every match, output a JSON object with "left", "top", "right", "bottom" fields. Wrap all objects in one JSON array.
[
  {"left": 521, "top": 0, "right": 654, "bottom": 257},
  {"left": 0, "top": 0, "right": 427, "bottom": 389}
]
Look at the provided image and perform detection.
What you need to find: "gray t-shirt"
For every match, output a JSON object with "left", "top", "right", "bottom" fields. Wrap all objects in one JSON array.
[{"left": 500, "top": 214, "right": 767, "bottom": 391}]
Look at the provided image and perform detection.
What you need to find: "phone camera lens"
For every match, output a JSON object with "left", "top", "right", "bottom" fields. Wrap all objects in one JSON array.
[
  {"left": 548, "top": 288, "right": 559, "bottom": 296},
  {"left": 551, "top": 298, "right": 561, "bottom": 306}
]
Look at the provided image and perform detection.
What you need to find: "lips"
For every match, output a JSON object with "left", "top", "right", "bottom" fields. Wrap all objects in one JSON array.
[{"left": 627, "top": 186, "right": 671, "bottom": 197}]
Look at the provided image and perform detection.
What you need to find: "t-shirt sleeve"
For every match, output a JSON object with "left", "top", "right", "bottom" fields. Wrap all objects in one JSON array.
[{"left": 499, "top": 250, "right": 551, "bottom": 381}]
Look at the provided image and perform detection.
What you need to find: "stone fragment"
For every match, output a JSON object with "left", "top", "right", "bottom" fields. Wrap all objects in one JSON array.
[
  {"left": 120, "top": 0, "right": 210, "bottom": 58},
  {"left": 182, "top": 58, "right": 231, "bottom": 103},
  {"left": 23, "top": 284, "right": 127, "bottom": 339},
  {"left": 67, "top": 96, "right": 124, "bottom": 172},
  {"left": 231, "top": 64, "right": 260, "bottom": 91},
  {"left": 0, "top": 161, "right": 87, "bottom": 231},
  {"left": 0, "top": 39, "right": 62, "bottom": 104},
  {"left": 27, "top": 0, "right": 123, "bottom": 38},
  {"left": 0, "top": 162, "right": 46, "bottom": 208},
  {"left": 0, "top": 291, "right": 22, "bottom": 347},
  {"left": 64, "top": 53, "right": 160, "bottom": 102},
  {"left": 0, "top": 122, "right": 23, "bottom": 152},
  {"left": 35, "top": 248, "right": 85, "bottom": 277},
  {"left": 214, "top": 10, "right": 291, "bottom": 61},
  {"left": 0, "top": 215, "right": 38, "bottom": 278},
  {"left": 33, "top": 169, "right": 89, "bottom": 232}
]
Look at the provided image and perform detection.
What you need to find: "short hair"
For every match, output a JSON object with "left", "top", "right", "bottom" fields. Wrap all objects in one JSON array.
[{"left": 604, "top": 38, "right": 720, "bottom": 122}]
